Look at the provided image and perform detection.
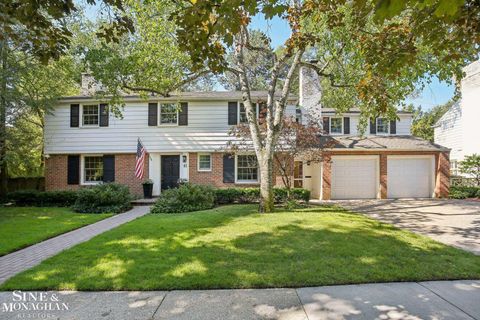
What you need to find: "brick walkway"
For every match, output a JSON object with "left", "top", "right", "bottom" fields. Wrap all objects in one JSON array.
[{"left": 0, "top": 206, "right": 150, "bottom": 284}]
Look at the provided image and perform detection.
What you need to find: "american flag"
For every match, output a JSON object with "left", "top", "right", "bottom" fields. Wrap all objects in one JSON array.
[{"left": 135, "top": 138, "right": 146, "bottom": 179}]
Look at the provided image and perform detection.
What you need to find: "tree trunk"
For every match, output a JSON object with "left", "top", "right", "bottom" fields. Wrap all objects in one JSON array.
[
  {"left": 258, "top": 154, "right": 274, "bottom": 213},
  {"left": 0, "top": 40, "right": 8, "bottom": 196}
]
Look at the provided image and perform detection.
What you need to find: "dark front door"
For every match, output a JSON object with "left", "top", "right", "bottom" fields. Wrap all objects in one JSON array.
[{"left": 161, "top": 155, "right": 180, "bottom": 190}]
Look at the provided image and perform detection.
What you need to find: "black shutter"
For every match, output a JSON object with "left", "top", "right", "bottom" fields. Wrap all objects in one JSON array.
[
  {"left": 343, "top": 117, "right": 350, "bottom": 134},
  {"left": 99, "top": 103, "right": 109, "bottom": 127},
  {"left": 228, "top": 102, "right": 238, "bottom": 125},
  {"left": 148, "top": 103, "right": 158, "bottom": 126},
  {"left": 322, "top": 117, "right": 330, "bottom": 134},
  {"left": 103, "top": 155, "right": 115, "bottom": 182},
  {"left": 370, "top": 118, "right": 377, "bottom": 134},
  {"left": 67, "top": 155, "right": 80, "bottom": 185},
  {"left": 70, "top": 104, "right": 79, "bottom": 127},
  {"left": 179, "top": 102, "right": 188, "bottom": 126},
  {"left": 390, "top": 120, "right": 396, "bottom": 134},
  {"left": 223, "top": 154, "right": 235, "bottom": 183}
]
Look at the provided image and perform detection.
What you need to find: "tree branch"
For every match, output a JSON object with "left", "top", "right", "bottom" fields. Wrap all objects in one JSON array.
[{"left": 299, "top": 61, "right": 353, "bottom": 88}]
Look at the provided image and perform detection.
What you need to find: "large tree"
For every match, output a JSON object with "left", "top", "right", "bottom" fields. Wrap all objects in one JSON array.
[
  {"left": 170, "top": 0, "right": 479, "bottom": 211},
  {"left": 405, "top": 101, "right": 453, "bottom": 142}
]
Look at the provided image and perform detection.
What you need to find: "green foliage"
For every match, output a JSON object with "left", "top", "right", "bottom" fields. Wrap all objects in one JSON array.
[
  {"left": 1, "top": 0, "right": 133, "bottom": 62},
  {"left": 405, "top": 101, "right": 453, "bottom": 142},
  {"left": 459, "top": 154, "right": 480, "bottom": 186},
  {"left": 73, "top": 183, "right": 132, "bottom": 214},
  {"left": 214, "top": 187, "right": 310, "bottom": 204},
  {"left": 6, "top": 190, "right": 78, "bottom": 207},
  {"left": 151, "top": 183, "right": 216, "bottom": 213},
  {"left": 449, "top": 186, "right": 480, "bottom": 199}
]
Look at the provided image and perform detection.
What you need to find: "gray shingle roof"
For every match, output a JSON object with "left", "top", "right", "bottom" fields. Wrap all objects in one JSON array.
[{"left": 320, "top": 135, "right": 449, "bottom": 151}]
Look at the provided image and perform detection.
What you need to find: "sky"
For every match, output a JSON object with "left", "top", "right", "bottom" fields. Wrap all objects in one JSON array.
[{"left": 250, "top": 14, "right": 455, "bottom": 110}]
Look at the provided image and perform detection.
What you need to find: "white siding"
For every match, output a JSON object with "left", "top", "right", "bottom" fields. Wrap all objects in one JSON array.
[
  {"left": 434, "top": 103, "right": 463, "bottom": 161},
  {"left": 45, "top": 101, "right": 298, "bottom": 154}
]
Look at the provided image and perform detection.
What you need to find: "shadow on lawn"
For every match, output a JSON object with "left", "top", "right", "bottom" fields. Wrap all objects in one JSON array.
[{"left": 2, "top": 205, "right": 480, "bottom": 291}]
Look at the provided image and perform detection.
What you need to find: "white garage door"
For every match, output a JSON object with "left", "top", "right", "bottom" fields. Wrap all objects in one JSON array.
[
  {"left": 388, "top": 156, "right": 433, "bottom": 198},
  {"left": 331, "top": 157, "right": 378, "bottom": 199}
]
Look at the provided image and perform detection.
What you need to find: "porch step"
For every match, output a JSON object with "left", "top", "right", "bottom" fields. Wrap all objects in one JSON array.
[{"left": 131, "top": 197, "right": 157, "bottom": 206}]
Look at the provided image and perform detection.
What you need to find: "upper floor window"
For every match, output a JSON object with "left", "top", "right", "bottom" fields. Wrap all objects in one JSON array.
[
  {"left": 160, "top": 103, "right": 178, "bottom": 125},
  {"left": 330, "top": 117, "right": 343, "bottom": 134},
  {"left": 84, "top": 156, "right": 103, "bottom": 183},
  {"left": 295, "top": 108, "right": 302, "bottom": 123},
  {"left": 82, "top": 105, "right": 99, "bottom": 126},
  {"left": 238, "top": 103, "right": 259, "bottom": 124},
  {"left": 236, "top": 154, "right": 258, "bottom": 182},
  {"left": 198, "top": 153, "right": 212, "bottom": 171},
  {"left": 376, "top": 118, "right": 389, "bottom": 134}
]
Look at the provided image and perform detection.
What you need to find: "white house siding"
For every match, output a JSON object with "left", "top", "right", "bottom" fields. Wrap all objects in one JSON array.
[
  {"left": 44, "top": 101, "right": 297, "bottom": 154},
  {"left": 434, "top": 103, "right": 463, "bottom": 162}
]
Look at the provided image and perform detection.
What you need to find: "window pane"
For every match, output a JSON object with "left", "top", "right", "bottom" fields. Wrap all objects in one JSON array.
[
  {"left": 237, "top": 155, "right": 258, "bottom": 181},
  {"left": 239, "top": 103, "right": 248, "bottom": 123},
  {"left": 160, "top": 103, "right": 178, "bottom": 124},
  {"left": 198, "top": 154, "right": 211, "bottom": 170},
  {"left": 82, "top": 105, "right": 99, "bottom": 125},
  {"left": 331, "top": 118, "right": 342, "bottom": 133},
  {"left": 377, "top": 118, "right": 389, "bottom": 133},
  {"left": 84, "top": 156, "right": 103, "bottom": 182}
]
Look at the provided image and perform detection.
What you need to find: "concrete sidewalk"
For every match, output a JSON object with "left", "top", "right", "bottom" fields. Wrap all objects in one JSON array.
[
  {"left": 0, "top": 206, "right": 150, "bottom": 285},
  {"left": 0, "top": 280, "right": 478, "bottom": 319}
]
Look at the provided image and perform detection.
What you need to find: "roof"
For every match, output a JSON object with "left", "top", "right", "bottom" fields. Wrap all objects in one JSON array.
[
  {"left": 58, "top": 91, "right": 298, "bottom": 103},
  {"left": 319, "top": 135, "right": 449, "bottom": 151},
  {"left": 321, "top": 108, "right": 412, "bottom": 115}
]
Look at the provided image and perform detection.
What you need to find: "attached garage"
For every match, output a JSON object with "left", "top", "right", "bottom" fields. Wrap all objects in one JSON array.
[
  {"left": 331, "top": 156, "right": 379, "bottom": 199},
  {"left": 387, "top": 156, "right": 434, "bottom": 198}
]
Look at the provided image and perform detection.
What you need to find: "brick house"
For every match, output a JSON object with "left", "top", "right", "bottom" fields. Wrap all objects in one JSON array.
[{"left": 44, "top": 71, "right": 450, "bottom": 199}]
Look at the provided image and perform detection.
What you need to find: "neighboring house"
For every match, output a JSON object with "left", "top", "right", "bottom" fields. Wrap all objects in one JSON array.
[
  {"left": 44, "top": 70, "right": 450, "bottom": 200},
  {"left": 434, "top": 60, "right": 480, "bottom": 176}
]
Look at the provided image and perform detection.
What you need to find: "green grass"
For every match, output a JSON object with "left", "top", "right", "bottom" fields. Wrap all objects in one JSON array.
[
  {"left": 2, "top": 204, "right": 479, "bottom": 290},
  {"left": 0, "top": 207, "right": 112, "bottom": 256}
]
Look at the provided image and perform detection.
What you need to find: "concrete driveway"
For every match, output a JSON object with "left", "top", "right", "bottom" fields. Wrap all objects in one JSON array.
[{"left": 326, "top": 199, "right": 480, "bottom": 255}]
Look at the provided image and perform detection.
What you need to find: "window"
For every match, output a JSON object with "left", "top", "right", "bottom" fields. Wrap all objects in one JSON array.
[
  {"left": 330, "top": 117, "right": 343, "bottom": 134},
  {"left": 236, "top": 155, "right": 258, "bottom": 182},
  {"left": 238, "top": 103, "right": 258, "bottom": 124},
  {"left": 159, "top": 103, "right": 178, "bottom": 124},
  {"left": 198, "top": 153, "right": 211, "bottom": 171},
  {"left": 295, "top": 108, "right": 302, "bottom": 123},
  {"left": 82, "top": 105, "right": 99, "bottom": 126},
  {"left": 376, "top": 118, "right": 389, "bottom": 134},
  {"left": 293, "top": 161, "right": 303, "bottom": 188},
  {"left": 84, "top": 156, "right": 103, "bottom": 183}
]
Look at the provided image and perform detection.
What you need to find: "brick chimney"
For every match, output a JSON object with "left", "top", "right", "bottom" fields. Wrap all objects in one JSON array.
[{"left": 299, "top": 65, "right": 322, "bottom": 124}]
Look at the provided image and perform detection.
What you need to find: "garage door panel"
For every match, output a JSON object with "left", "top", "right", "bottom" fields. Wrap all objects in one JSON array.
[
  {"left": 331, "top": 157, "right": 377, "bottom": 200},
  {"left": 387, "top": 157, "right": 433, "bottom": 198}
]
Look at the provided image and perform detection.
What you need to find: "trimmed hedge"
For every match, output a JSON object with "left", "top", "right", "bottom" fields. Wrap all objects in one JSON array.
[
  {"left": 449, "top": 186, "right": 480, "bottom": 199},
  {"left": 72, "top": 183, "right": 132, "bottom": 214},
  {"left": 214, "top": 187, "right": 310, "bottom": 204},
  {"left": 151, "top": 183, "right": 215, "bottom": 213},
  {"left": 6, "top": 190, "right": 78, "bottom": 207}
]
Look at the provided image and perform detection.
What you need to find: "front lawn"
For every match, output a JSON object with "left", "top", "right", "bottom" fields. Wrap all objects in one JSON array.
[
  {"left": 0, "top": 207, "right": 112, "bottom": 256},
  {"left": 2, "top": 204, "right": 479, "bottom": 290}
]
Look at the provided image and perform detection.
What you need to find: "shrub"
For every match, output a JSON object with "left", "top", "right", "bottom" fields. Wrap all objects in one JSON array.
[
  {"left": 72, "top": 183, "right": 132, "bottom": 214},
  {"left": 151, "top": 183, "right": 215, "bottom": 213},
  {"left": 214, "top": 187, "right": 310, "bottom": 204},
  {"left": 7, "top": 190, "right": 78, "bottom": 206},
  {"left": 476, "top": 189, "right": 480, "bottom": 198},
  {"left": 449, "top": 186, "right": 480, "bottom": 199}
]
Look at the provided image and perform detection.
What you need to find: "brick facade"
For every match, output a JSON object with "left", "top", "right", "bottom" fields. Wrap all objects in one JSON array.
[
  {"left": 320, "top": 150, "right": 450, "bottom": 200},
  {"left": 45, "top": 153, "right": 148, "bottom": 196}
]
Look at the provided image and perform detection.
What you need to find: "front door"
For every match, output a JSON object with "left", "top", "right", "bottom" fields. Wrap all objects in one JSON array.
[{"left": 161, "top": 155, "right": 180, "bottom": 190}]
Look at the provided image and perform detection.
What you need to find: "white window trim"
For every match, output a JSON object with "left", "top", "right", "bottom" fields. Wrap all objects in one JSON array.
[
  {"left": 158, "top": 103, "right": 179, "bottom": 126},
  {"left": 330, "top": 117, "right": 343, "bottom": 135},
  {"left": 237, "top": 102, "right": 259, "bottom": 124},
  {"left": 197, "top": 153, "right": 212, "bottom": 172},
  {"left": 80, "top": 154, "right": 104, "bottom": 185},
  {"left": 80, "top": 104, "right": 100, "bottom": 128},
  {"left": 235, "top": 153, "right": 260, "bottom": 184},
  {"left": 376, "top": 118, "right": 390, "bottom": 135}
]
